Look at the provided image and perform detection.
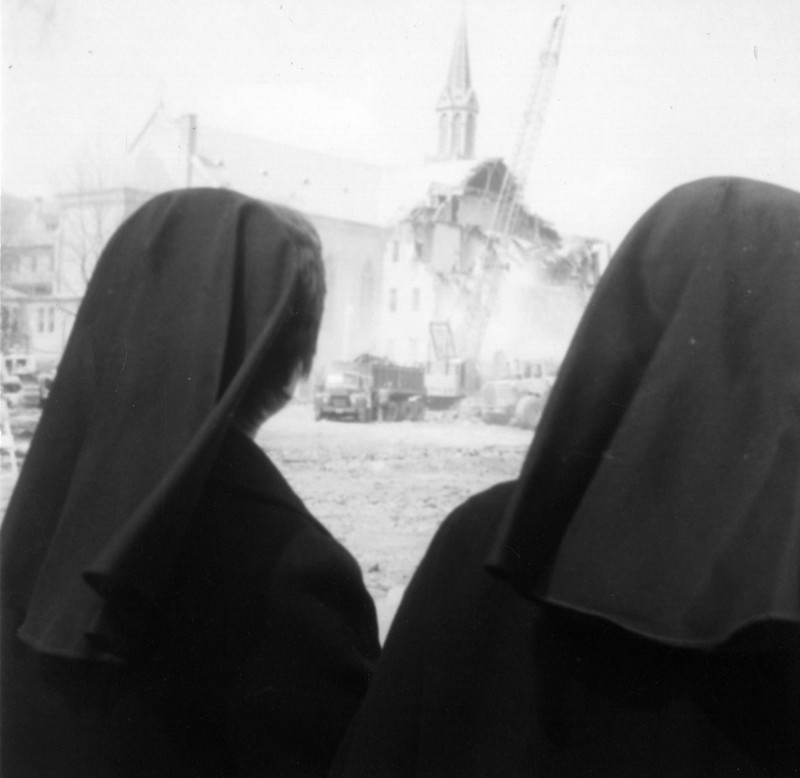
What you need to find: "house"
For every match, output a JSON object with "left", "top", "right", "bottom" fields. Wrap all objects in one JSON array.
[{"left": 0, "top": 196, "right": 74, "bottom": 371}]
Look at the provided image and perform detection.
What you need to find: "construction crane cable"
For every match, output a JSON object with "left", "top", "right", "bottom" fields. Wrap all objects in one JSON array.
[
  {"left": 463, "top": 3, "right": 568, "bottom": 373},
  {"left": 490, "top": 3, "right": 569, "bottom": 237}
]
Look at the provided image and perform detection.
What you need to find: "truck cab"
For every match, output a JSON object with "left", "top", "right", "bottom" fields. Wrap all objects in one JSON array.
[{"left": 314, "top": 368, "right": 373, "bottom": 422}]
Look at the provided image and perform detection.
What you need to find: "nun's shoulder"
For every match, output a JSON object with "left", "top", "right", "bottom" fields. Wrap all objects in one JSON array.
[{"left": 423, "top": 481, "right": 517, "bottom": 570}]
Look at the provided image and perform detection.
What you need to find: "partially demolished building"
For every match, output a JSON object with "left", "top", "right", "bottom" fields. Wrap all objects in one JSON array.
[
  {"left": 378, "top": 158, "right": 608, "bottom": 385},
  {"left": 376, "top": 8, "right": 608, "bottom": 386}
]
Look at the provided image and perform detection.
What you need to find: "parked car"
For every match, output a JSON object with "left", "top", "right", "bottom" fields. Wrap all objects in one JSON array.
[
  {"left": 17, "top": 373, "right": 41, "bottom": 407},
  {"left": 2, "top": 375, "right": 23, "bottom": 409}
]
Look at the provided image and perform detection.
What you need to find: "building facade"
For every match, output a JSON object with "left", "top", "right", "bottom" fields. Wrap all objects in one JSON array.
[
  {"left": 375, "top": 159, "right": 606, "bottom": 382},
  {"left": 0, "top": 198, "right": 76, "bottom": 371}
]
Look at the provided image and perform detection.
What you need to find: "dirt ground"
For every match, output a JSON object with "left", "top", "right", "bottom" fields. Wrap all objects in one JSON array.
[{"left": 1, "top": 400, "right": 533, "bottom": 637}]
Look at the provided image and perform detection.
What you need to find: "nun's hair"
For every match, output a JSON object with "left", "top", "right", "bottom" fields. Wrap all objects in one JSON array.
[{"left": 235, "top": 206, "right": 326, "bottom": 430}]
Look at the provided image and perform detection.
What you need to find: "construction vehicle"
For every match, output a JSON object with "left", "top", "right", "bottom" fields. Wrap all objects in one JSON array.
[
  {"left": 324, "top": 23, "right": 593, "bottom": 429},
  {"left": 425, "top": 322, "right": 467, "bottom": 410},
  {"left": 480, "top": 362, "right": 555, "bottom": 429},
  {"left": 314, "top": 328, "right": 467, "bottom": 423},
  {"left": 455, "top": 4, "right": 569, "bottom": 393},
  {"left": 314, "top": 362, "right": 371, "bottom": 422},
  {"left": 490, "top": 3, "right": 569, "bottom": 237},
  {"left": 314, "top": 356, "right": 426, "bottom": 423},
  {"left": 468, "top": 4, "right": 569, "bottom": 419}
]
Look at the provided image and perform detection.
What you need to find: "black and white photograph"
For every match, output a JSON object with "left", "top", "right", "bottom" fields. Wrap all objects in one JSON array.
[{"left": 2, "top": 1, "right": 800, "bottom": 774}]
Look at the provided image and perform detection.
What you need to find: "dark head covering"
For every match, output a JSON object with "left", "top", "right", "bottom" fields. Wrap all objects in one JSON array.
[
  {"left": 1, "top": 188, "right": 322, "bottom": 661},
  {"left": 489, "top": 177, "right": 800, "bottom": 647}
]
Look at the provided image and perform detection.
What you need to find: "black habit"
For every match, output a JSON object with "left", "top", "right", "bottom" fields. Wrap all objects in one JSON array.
[
  {"left": 1, "top": 189, "right": 380, "bottom": 776},
  {"left": 333, "top": 177, "right": 800, "bottom": 776},
  {"left": 3, "top": 429, "right": 379, "bottom": 776}
]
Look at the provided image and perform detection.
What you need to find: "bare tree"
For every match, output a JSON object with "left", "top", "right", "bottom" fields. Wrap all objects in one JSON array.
[{"left": 56, "top": 148, "right": 126, "bottom": 295}]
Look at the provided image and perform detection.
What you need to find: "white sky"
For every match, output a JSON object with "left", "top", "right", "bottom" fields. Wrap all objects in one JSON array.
[{"left": 2, "top": 0, "right": 799, "bottom": 245}]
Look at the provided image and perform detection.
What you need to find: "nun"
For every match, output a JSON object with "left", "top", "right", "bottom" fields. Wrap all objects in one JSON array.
[
  {"left": 333, "top": 177, "right": 800, "bottom": 776},
  {"left": 1, "top": 189, "right": 380, "bottom": 776}
]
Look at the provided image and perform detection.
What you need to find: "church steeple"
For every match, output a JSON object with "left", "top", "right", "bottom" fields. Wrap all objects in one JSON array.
[{"left": 436, "top": 9, "right": 479, "bottom": 160}]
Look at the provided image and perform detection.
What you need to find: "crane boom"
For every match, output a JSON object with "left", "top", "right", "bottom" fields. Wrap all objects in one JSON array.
[
  {"left": 459, "top": 4, "right": 570, "bottom": 377},
  {"left": 492, "top": 3, "right": 569, "bottom": 236}
]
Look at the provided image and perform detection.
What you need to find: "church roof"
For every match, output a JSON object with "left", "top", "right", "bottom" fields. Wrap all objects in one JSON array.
[
  {"left": 123, "top": 111, "right": 480, "bottom": 227},
  {"left": 123, "top": 114, "right": 383, "bottom": 224},
  {"left": 196, "top": 125, "right": 386, "bottom": 225}
]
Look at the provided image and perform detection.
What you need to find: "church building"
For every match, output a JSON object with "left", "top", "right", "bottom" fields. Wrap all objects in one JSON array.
[
  {"left": 373, "top": 14, "right": 605, "bottom": 382},
  {"left": 4, "top": 10, "right": 607, "bottom": 388}
]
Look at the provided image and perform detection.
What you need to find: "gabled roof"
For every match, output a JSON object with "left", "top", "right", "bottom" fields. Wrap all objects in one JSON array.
[
  {"left": 123, "top": 112, "right": 481, "bottom": 227},
  {"left": 125, "top": 114, "right": 385, "bottom": 224},
  {"left": 195, "top": 124, "right": 387, "bottom": 225}
]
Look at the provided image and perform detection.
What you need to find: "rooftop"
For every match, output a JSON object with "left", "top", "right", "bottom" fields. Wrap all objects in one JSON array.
[{"left": 123, "top": 111, "right": 483, "bottom": 227}]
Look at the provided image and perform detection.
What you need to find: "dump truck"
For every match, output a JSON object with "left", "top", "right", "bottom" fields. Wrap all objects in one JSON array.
[{"left": 314, "top": 357, "right": 427, "bottom": 422}]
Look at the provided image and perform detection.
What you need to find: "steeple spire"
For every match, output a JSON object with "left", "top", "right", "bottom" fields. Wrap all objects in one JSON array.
[{"left": 436, "top": 7, "right": 479, "bottom": 160}]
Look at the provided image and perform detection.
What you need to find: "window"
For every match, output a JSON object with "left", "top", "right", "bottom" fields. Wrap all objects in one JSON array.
[
  {"left": 438, "top": 113, "right": 449, "bottom": 157},
  {"left": 466, "top": 114, "right": 476, "bottom": 156},
  {"left": 360, "top": 261, "right": 375, "bottom": 317},
  {"left": 452, "top": 114, "right": 464, "bottom": 156},
  {"left": 389, "top": 288, "right": 397, "bottom": 312},
  {"left": 37, "top": 306, "right": 46, "bottom": 333},
  {"left": 48, "top": 306, "right": 55, "bottom": 332},
  {"left": 412, "top": 288, "right": 421, "bottom": 311}
]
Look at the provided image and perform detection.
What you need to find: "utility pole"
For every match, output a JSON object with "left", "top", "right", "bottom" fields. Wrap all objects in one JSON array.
[{"left": 183, "top": 113, "right": 198, "bottom": 188}]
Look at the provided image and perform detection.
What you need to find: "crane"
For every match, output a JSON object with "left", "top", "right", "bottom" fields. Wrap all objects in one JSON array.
[
  {"left": 463, "top": 3, "right": 569, "bottom": 383},
  {"left": 491, "top": 3, "right": 569, "bottom": 237}
]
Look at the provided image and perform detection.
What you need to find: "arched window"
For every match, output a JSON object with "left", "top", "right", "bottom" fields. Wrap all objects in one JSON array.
[
  {"left": 439, "top": 113, "right": 450, "bottom": 158},
  {"left": 360, "top": 259, "right": 376, "bottom": 325},
  {"left": 452, "top": 114, "right": 464, "bottom": 157},
  {"left": 466, "top": 113, "right": 476, "bottom": 157}
]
